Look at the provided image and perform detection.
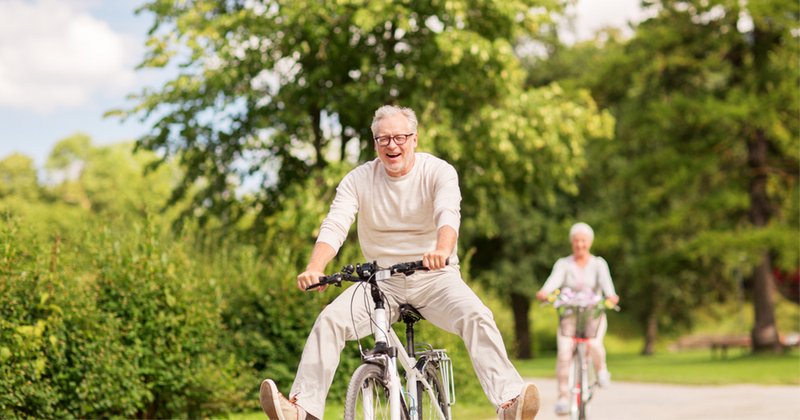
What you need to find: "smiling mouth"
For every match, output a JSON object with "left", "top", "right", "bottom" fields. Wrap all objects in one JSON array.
[{"left": 387, "top": 153, "right": 401, "bottom": 159}]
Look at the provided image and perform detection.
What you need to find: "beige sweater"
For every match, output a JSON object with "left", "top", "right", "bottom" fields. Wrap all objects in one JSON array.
[{"left": 317, "top": 153, "right": 461, "bottom": 267}]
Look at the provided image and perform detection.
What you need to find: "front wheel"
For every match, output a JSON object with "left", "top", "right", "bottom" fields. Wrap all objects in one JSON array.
[
  {"left": 344, "top": 363, "right": 410, "bottom": 420},
  {"left": 416, "top": 363, "right": 449, "bottom": 420},
  {"left": 569, "top": 345, "right": 587, "bottom": 420}
]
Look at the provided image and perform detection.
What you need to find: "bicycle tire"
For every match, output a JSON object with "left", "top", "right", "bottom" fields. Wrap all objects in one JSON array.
[
  {"left": 580, "top": 345, "right": 589, "bottom": 420},
  {"left": 416, "top": 362, "right": 449, "bottom": 420},
  {"left": 569, "top": 344, "right": 588, "bottom": 420},
  {"left": 344, "top": 363, "right": 410, "bottom": 420}
]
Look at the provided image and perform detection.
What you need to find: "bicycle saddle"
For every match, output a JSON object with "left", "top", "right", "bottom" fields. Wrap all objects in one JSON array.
[{"left": 399, "top": 303, "right": 425, "bottom": 324}]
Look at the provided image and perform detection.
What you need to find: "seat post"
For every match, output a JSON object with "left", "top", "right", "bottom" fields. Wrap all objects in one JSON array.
[{"left": 406, "top": 322, "right": 415, "bottom": 358}]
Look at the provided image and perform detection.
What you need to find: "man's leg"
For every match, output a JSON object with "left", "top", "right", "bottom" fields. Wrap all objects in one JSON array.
[
  {"left": 406, "top": 267, "right": 528, "bottom": 408},
  {"left": 272, "top": 282, "right": 401, "bottom": 419}
]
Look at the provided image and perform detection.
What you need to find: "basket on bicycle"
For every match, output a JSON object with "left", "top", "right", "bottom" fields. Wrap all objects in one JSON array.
[
  {"left": 548, "top": 287, "right": 612, "bottom": 339},
  {"left": 558, "top": 305, "right": 603, "bottom": 338}
]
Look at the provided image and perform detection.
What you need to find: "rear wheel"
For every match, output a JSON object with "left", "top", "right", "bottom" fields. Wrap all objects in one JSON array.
[
  {"left": 416, "top": 363, "right": 449, "bottom": 420},
  {"left": 344, "top": 363, "right": 410, "bottom": 420}
]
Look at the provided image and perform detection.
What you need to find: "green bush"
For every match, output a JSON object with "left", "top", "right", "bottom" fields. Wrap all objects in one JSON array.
[{"left": 0, "top": 216, "right": 251, "bottom": 419}]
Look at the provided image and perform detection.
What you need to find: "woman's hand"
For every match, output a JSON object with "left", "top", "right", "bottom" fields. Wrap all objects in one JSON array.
[
  {"left": 607, "top": 294, "right": 620, "bottom": 305},
  {"left": 536, "top": 290, "right": 549, "bottom": 302}
]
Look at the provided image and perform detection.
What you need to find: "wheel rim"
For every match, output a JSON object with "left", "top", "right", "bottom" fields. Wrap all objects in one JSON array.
[
  {"left": 417, "top": 364, "right": 448, "bottom": 420},
  {"left": 356, "top": 376, "right": 389, "bottom": 419}
]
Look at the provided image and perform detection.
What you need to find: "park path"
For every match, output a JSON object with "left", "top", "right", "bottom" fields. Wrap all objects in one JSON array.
[{"left": 519, "top": 377, "right": 800, "bottom": 420}]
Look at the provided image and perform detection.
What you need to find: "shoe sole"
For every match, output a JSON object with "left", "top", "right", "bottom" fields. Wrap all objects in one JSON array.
[
  {"left": 260, "top": 379, "right": 286, "bottom": 420},
  {"left": 515, "top": 383, "right": 541, "bottom": 419}
]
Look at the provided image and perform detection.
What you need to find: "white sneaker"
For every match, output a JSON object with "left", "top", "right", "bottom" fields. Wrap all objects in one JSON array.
[
  {"left": 498, "top": 383, "right": 541, "bottom": 419},
  {"left": 555, "top": 397, "right": 570, "bottom": 416},
  {"left": 260, "top": 379, "right": 307, "bottom": 420},
  {"left": 597, "top": 369, "right": 611, "bottom": 388}
]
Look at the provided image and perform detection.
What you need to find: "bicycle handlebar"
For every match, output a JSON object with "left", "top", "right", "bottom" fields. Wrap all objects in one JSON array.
[{"left": 305, "top": 258, "right": 449, "bottom": 291}]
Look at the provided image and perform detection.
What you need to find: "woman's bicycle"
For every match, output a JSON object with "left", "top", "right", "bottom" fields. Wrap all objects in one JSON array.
[
  {"left": 543, "top": 289, "right": 618, "bottom": 420},
  {"left": 306, "top": 260, "right": 455, "bottom": 420}
]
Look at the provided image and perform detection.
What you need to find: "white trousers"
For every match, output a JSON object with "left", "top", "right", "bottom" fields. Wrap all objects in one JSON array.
[
  {"left": 555, "top": 313, "right": 608, "bottom": 399},
  {"left": 289, "top": 265, "right": 525, "bottom": 419}
]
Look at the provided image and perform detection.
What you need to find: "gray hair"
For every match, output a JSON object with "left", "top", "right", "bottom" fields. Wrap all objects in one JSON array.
[
  {"left": 371, "top": 105, "right": 418, "bottom": 136},
  {"left": 569, "top": 222, "right": 595, "bottom": 242}
]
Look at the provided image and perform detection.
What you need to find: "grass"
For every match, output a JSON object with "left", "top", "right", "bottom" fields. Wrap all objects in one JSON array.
[
  {"left": 513, "top": 348, "right": 800, "bottom": 386},
  {"left": 228, "top": 400, "right": 497, "bottom": 420}
]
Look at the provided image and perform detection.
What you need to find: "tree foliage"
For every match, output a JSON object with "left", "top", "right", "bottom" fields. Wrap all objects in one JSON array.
[
  {"left": 115, "top": 0, "right": 577, "bottom": 234},
  {"left": 527, "top": 0, "right": 799, "bottom": 353}
]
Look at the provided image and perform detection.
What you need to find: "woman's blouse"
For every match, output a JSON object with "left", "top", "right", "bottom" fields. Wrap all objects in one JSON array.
[{"left": 541, "top": 255, "right": 616, "bottom": 297}]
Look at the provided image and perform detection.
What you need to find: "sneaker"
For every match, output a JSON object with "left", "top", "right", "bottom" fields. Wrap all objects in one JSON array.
[
  {"left": 498, "top": 383, "right": 541, "bottom": 420},
  {"left": 260, "top": 379, "right": 306, "bottom": 420},
  {"left": 597, "top": 369, "right": 611, "bottom": 388},
  {"left": 555, "top": 397, "right": 570, "bottom": 416}
]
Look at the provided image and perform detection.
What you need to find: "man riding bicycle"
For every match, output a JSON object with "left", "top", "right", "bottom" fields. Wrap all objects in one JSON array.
[{"left": 260, "top": 105, "right": 541, "bottom": 420}]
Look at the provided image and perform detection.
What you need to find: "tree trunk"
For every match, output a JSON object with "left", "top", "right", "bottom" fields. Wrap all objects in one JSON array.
[
  {"left": 311, "top": 106, "right": 326, "bottom": 168},
  {"left": 748, "top": 129, "right": 781, "bottom": 353},
  {"left": 751, "top": 252, "right": 782, "bottom": 352},
  {"left": 641, "top": 312, "right": 658, "bottom": 355},
  {"left": 510, "top": 292, "right": 532, "bottom": 359}
]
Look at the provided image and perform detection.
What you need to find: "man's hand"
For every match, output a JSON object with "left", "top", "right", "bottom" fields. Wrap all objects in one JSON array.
[
  {"left": 297, "top": 242, "right": 336, "bottom": 292},
  {"left": 297, "top": 269, "right": 328, "bottom": 292},
  {"left": 423, "top": 249, "right": 450, "bottom": 271}
]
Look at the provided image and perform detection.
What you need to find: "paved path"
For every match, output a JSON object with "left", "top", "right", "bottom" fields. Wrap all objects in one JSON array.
[{"left": 524, "top": 377, "right": 800, "bottom": 420}]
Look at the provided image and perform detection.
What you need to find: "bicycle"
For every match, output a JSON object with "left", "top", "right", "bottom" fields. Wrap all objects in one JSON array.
[
  {"left": 306, "top": 260, "right": 455, "bottom": 420},
  {"left": 543, "top": 289, "right": 618, "bottom": 420}
]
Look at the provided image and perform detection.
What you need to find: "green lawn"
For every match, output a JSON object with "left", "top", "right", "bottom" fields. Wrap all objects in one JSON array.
[
  {"left": 514, "top": 348, "right": 800, "bottom": 386},
  {"left": 232, "top": 398, "right": 499, "bottom": 420}
]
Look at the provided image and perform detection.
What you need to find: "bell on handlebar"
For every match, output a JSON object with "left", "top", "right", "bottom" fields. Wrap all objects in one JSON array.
[{"left": 343, "top": 264, "right": 355, "bottom": 274}]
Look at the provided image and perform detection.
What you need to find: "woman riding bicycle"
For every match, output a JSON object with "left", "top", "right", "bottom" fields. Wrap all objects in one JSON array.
[{"left": 535, "top": 222, "right": 619, "bottom": 416}]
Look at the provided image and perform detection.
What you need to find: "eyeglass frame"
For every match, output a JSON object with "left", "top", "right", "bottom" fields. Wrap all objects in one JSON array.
[{"left": 373, "top": 133, "right": 416, "bottom": 147}]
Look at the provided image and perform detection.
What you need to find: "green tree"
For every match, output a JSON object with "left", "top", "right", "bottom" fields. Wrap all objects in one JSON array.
[
  {"left": 452, "top": 85, "right": 614, "bottom": 358},
  {"left": 113, "top": 0, "right": 578, "bottom": 236},
  {"left": 45, "top": 133, "right": 179, "bottom": 221},
  {"left": 0, "top": 154, "right": 39, "bottom": 202},
  {"left": 531, "top": 0, "right": 799, "bottom": 353}
]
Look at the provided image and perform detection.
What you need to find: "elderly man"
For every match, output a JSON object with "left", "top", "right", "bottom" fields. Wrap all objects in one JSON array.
[{"left": 260, "top": 105, "right": 540, "bottom": 420}]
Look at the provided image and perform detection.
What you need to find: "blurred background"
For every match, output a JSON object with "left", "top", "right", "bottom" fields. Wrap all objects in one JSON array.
[{"left": 1, "top": 0, "right": 797, "bottom": 419}]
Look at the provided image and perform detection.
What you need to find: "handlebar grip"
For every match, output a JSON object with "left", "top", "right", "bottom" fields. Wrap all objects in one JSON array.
[
  {"left": 413, "top": 258, "right": 449, "bottom": 269},
  {"left": 306, "top": 273, "right": 337, "bottom": 290}
]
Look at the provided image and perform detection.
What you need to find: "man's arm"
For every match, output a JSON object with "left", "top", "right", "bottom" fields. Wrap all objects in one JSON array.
[
  {"left": 297, "top": 242, "right": 337, "bottom": 292},
  {"left": 423, "top": 225, "right": 457, "bottom": 271}
]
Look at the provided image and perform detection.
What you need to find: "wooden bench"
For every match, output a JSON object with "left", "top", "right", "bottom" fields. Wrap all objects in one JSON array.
[{"left": 670, "top": 335, "right": 751, "bottom": 358}]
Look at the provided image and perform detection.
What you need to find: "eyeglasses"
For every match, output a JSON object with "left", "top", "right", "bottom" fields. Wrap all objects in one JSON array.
[{"left": 374, "top": 133, "right": 415, "bottom": 147}]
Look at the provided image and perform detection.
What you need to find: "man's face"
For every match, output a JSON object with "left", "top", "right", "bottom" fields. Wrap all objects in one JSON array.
[{"left": 374, "top": 114, "right": 418, "bottom": 177}]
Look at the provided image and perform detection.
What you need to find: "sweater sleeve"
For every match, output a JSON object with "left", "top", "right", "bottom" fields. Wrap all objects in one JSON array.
[
  {"left": 433, "top": 162, "right": 461, "bottom": 235},
  {"left": 541, "top": 258, "right": 568, "bottom": 294},
  {"left": 316, "top": 171, "right": 359, "bottom": 254},
  {"left": 596, "top": 257, "right": 617, "bottom": 297}
]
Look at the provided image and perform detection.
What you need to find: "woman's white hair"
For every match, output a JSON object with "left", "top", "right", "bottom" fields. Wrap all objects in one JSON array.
[
  {"left": 569, "top": 222, "right": 595, "bottom": 242},
  {"left": 371, "top": 105, "right": 418, "bottom": 136}
]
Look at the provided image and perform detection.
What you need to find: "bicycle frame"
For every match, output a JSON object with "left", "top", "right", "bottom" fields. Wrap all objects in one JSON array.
[{"left": 363, "top": 293, "right": 450, "bottom": 420}]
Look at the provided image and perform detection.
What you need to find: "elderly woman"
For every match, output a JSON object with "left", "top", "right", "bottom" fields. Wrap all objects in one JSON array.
[{"left": 536, "top": 222, "right": 620, "bottom": 416}]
